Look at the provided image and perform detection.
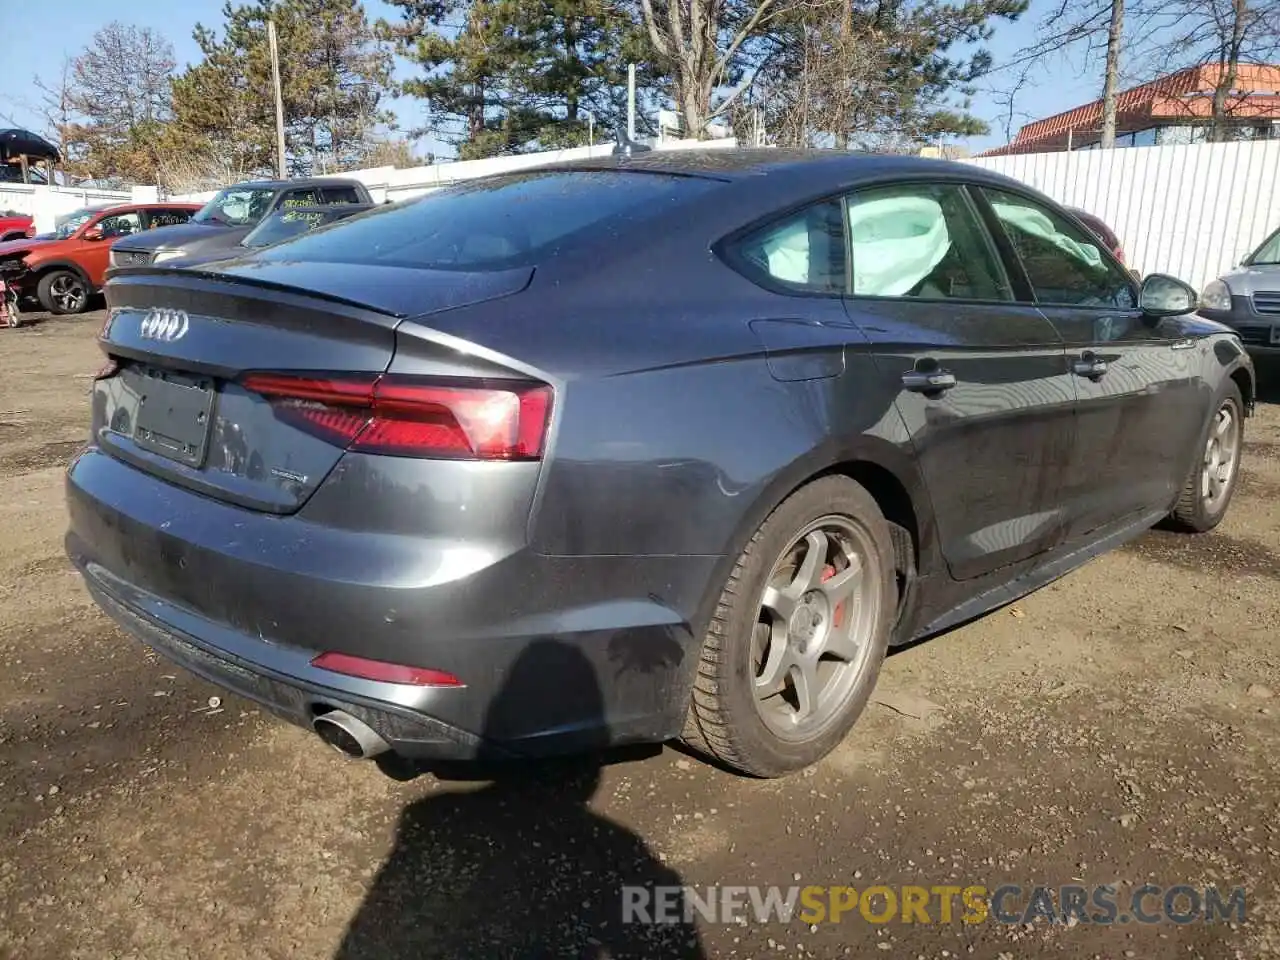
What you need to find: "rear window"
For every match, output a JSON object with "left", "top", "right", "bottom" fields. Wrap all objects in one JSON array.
[{"left": 252, "top": 170, "right": 719, "bottom": 270}]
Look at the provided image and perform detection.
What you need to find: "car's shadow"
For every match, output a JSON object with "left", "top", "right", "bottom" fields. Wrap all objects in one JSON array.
[{"left": 333, "top": 640, "right": 707, "bottom": 960}]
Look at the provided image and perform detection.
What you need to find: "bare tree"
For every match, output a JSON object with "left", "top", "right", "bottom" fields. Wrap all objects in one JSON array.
[
  {"left": 1100, "top": 0, "right": 1125, "bottom": 145},
  {"left": 70, "top": 22, "right": 175, "bottom": 133},
  {"left": 1008, "top": 0, "right": 1151, "bottom": 149},
  {"left": 637, "top": 0, "right": 785, "bottom": 138},
  {"left": 756, "top": 0, "right": 1023, "bottom": 150},
  {"left": 1144, "top": 0, "right": 1280, "bottom": 141}
]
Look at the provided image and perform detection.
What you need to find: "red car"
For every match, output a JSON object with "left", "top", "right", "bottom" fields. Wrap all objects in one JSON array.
[
  {"left": 1067, "top": 206, "right": 1127, "bottom": 265},
  {"left": 0, "top": 213, "right": 33, "bottom": 242},
  {"left": 0, "top": 201, "right": 200, "bottom": 314}
]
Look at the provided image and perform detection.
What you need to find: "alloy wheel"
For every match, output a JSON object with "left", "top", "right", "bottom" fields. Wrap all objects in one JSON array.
[
  {"left": 1201, "top": 399, "right": 1241, "bottom": 510},
  {"left": 752, "top": 515, "right": 881, "bottom": 740},
  {"left": 50, "top": 275, "right": 86, "bottom": 313}
]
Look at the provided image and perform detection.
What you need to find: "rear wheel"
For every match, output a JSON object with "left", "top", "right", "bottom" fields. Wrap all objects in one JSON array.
[
  {"left": 1169, "top": 381, "right": 1244, "bottom": 532},
  {"left": 682, "top": 476, "right": 897, "bottom": 777},
  {"left": 37, "top": 269, "right": 89, "bottom": 315}
]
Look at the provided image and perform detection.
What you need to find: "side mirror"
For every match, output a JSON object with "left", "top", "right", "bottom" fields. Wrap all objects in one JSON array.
[
  {"left": 1139, "top": 273, "right": 1197, "bottom": 317},
  {"left": 82, "top": 226, "right": 104, "bottom": 241}
]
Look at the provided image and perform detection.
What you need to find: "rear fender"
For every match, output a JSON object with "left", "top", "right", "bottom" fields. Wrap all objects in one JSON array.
[{"left": 665, "top": 434, "right": 938, "bottom": 729}]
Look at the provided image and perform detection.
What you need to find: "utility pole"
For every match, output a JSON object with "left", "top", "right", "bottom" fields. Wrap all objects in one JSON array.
[
  {"left": 627, "top": 63, "right": 637, "bottom": 142},
  {"left": 268, "top": 19, "right": 287, "bottom": 179}
]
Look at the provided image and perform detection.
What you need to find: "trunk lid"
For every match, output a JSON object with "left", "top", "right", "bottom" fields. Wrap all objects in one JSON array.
[{"left": 96, "top": 264, "right": 535, "bottom": 513}]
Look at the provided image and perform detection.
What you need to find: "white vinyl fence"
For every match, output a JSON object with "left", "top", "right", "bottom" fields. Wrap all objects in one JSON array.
[{"left": 965, "top": 140, "right": 1280, "bottom": 291}]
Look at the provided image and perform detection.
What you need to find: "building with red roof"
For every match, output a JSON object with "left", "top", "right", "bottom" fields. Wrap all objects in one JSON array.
[{"left": 981, "top": 64, "right": 1280, "bottom": 156}]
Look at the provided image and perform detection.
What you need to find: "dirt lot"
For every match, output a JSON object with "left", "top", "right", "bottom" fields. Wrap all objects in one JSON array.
[{"left": 2, "top": 310, "right": 1279, "bottom": 960}]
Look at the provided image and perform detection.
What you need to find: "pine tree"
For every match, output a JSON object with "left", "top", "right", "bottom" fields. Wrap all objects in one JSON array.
[
  {"left": 381, "top": 0, "right": 656, "bottom": 159},
  {"left": 166, "top": 0, "right": 394, "bottom": 182}
]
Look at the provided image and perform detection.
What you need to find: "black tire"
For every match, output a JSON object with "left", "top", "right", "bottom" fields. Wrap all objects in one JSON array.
[
  {"left": 682, "top": 475, "right": 897, "bottom": 777},
  {"left": 36, "top": 269, "right": 89, "bottom": 315},
  {"left": 1168, "top": 380, "right": 1244, "bottom": 533}
]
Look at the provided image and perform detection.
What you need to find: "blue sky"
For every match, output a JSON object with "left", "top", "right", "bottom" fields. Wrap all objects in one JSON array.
[{"left": 0, "top": 0, "right": 1107, "bottom": 157}]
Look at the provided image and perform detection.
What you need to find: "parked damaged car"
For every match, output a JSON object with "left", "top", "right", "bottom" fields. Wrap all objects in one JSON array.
[
  {"left": 129, "top": 203, "right": 375, "bottom": 270},
  {"left": 110, "top": 178, "right": 373, "bottom": 269},
  {"left": 0, "top": 211, "right": 34, "bottom": 242},
  {"left": 0, "top": 202, "right": 201, "bottom": 314}
]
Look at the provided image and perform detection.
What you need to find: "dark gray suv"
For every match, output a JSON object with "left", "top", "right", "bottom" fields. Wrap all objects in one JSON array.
[
  {"left": 68, "top": 150, "right": 1254, "bottom": 777},
  {"left": 109, "top": 177, "right": 371, "bottom": 269}
]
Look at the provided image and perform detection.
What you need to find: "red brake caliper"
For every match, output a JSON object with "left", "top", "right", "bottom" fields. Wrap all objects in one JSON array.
[{"left": 822, "top": 565, "right": 845, "bottom": 627}]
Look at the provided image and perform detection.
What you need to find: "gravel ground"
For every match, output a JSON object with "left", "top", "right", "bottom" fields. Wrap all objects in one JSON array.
[{"left": 1, "top": 310, "right": 1279, "bottom": 960}]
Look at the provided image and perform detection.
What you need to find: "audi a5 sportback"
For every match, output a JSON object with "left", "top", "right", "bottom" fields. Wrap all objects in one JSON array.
[{"left": 68, "top": 151, "right": 1255, "bottom": 777}]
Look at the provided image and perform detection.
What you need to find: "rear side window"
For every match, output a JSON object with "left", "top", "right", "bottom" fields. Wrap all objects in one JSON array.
[
  {"left": 845, "top": 183, "right": 1011, "bottom": 301},
  {"left": 727, "top": 201, "right": 846, "bottom": 294},
  {"left": 321, "top": 186, "right": 362, "bottom": 204},
  {"left": 280, "top": 188, "right": 321, "bottom": 207},
  {"left": 146, "top": 208, "right": 193, "bottom": 229},
  {"left": 253, "top": 171, "right": 719, "bottom": 270}
]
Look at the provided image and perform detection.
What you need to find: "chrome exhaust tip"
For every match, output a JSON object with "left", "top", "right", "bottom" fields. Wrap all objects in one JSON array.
[{"left": 313, "top": 709, "right": 390, "bottom": 760}]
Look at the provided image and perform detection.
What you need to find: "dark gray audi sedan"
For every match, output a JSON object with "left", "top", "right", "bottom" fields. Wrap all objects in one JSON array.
[{"left": 68, "top": 150, "right": 1255, "bottom": 777}]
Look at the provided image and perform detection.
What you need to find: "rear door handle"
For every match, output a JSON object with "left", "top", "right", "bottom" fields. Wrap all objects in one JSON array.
[
  {"left": 1072, "top": 353, "right": 1108, "bottom": 380},
  {"left": 901, "top": 369, "right": 957, "bottom": 393}
]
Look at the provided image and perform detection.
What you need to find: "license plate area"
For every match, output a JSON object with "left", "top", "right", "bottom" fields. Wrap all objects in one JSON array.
[{"left": 132, "top": 367, "right": 216, "bottom": 468}]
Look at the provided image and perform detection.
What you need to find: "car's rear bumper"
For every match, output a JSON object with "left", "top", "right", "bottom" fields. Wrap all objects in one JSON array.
[
  {"left": 76, "top": 560, "right": 489, "bottom": 758},
  {"left": 66, "top": 448, "right": 720, "bottom": 761}
]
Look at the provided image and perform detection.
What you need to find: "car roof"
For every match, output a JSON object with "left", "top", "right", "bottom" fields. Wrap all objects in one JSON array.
[
  {"left": 230, "top": 177, "right": 365, "bottom": 190},
  {"left": 542, "top": 148, "right": 997, "bottom": 181}
]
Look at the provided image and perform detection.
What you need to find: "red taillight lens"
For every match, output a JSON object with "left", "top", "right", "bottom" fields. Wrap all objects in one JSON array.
[
  {"left": 311, "top": 651, "right": 463, "bottom": 687},
  {"left": 240, "top": 373, "right": 553, "bottom": 460},
  {"left": 1115, "top": 245, "right": 1126, "bottom": 265}
]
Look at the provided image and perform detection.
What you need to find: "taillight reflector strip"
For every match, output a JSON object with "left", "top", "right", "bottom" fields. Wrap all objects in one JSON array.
[
  {"left": 311, "top": 651, "right": 463, "bottom": 687},
  {"left": 240, "top": 372, "right": 552, "bottom": 460}
]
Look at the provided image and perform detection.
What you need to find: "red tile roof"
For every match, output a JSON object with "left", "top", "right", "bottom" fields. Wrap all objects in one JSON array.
[{"left": 980, "top": 64, "right": 1280, "bottom": 156}]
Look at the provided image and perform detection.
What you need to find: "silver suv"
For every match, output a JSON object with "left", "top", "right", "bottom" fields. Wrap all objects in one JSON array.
[{"left": 1199, "top": 226, "right": 1280, "bottom": 356}]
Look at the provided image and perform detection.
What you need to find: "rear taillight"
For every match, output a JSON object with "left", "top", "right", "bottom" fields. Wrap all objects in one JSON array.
[{"left": 240, "top": 373, "right": 553, "bottom": 460}]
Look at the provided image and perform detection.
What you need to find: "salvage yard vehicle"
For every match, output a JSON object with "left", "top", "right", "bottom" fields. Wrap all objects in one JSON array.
[
  {"left": 127, "top": 203, "right": 375, "bottom": 270},
  {"left": 0, "top": 201, "right": 201, "bottom": 314},
  {"left": 1199, "top": 223, "right": 1280, "bottom": 358},
  {"left": 67, "top": 150, "right": 1256, "bottom": 778},
  {"left": 1067, "top": 206, "right": 1127, "bottom": 265},
  {"left": 0, "top": 211, "right": 34, "bottom": 242},
  {"left": 109, "top": 177, "right": 372, "bottom": 269}
]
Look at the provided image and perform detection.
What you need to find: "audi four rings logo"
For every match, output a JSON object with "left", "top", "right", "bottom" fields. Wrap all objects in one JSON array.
[{"left": 140, "top": 308, "right": 189, "bottom": 342}]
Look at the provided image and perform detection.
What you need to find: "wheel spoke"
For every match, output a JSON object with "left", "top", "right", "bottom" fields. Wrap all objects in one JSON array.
[
  {"left": 820, "top": 555, "right": 862, "bottom": 606},
  {"left": 790, "top": 658, "right": 819, "bottom": 721},
  {"left": 755, "top": 634, "right": 793, "bottom": 695},
  {"left": 819, "top": 625, "right": 860, "bottom": 663},
  {"left": 761, "top": 585, "right": 796, "bottom": 624},
  {"left": 1215, "top": 411, "right": 1232, "bottom": 439},
  {"left": 789, "top": 530, "right": 828, "bottom": 595}
]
